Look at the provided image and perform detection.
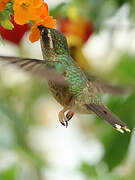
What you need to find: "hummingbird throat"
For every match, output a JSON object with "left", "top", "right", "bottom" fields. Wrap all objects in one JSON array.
[
  {"left": 40, "top": 27, "right": 69, "bottom": 58},
  {"left": 47, "top": 29, "right": 53, "bottom": 49}
]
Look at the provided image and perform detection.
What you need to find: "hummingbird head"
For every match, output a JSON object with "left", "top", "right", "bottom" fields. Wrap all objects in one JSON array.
[{"left": 38, "top": 25, "right": 69, "bottom": 59}]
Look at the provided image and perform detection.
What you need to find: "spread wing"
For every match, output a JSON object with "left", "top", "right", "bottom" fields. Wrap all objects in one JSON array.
[
  {"left": 0, "top": 56, "right": 69, "bottom": 86},
  {"left": 85, "top": 72, "right": 128, "bottom": 95},
  {"left": 85, "top": 104, "right": 130, "bottom": 133}
]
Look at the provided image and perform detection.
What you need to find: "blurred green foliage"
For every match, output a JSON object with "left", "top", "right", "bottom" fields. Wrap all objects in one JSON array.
[
  {"left": 0, "top": 76, "right": 48, "bottom": 180},
  {"left": 0, "top": 166, "right": 16, "bottom": 180},
  {"left": 78, "top": 54, "right": 135, "bottom": 179},
  {"left": 108, "top": 55, "right": 135, "bottom": 84}
]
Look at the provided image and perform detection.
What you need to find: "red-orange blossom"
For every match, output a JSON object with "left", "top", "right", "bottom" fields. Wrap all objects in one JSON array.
[{"left": 0, "top": 0, "right": 56, "bottom": 42}]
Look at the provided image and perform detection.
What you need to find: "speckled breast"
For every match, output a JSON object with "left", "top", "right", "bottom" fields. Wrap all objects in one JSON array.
[{"left": 48, "top": 81, "right": 73, "bottom": 107}]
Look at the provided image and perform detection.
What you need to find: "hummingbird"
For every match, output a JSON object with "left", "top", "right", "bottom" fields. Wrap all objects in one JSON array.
[{"left": 0, "top": 25, "right": 131, "bottom": 133}]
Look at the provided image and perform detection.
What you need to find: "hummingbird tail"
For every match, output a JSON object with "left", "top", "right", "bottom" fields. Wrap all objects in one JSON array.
[{"left": 85, "top": 104, "right": 131, "bottom": 133}]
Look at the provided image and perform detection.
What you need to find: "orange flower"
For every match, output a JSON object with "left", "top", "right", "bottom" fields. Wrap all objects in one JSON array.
[
  {"left": 35, "top": 1, "right": 49, "bottom": 17},
  {"left": 12, "top": 0, "right": 56, "bottom": 43},
  {"left": 0, "top": 0, "right": 9, "bottom": 11},
  {"left": 29, "top": 16, "right": 56, "bottom": 43},
  {"left": 13, "top": 0, "right": 48, "bottom": 25}
]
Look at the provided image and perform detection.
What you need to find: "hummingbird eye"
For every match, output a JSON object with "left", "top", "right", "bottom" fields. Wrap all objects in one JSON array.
[{"left": 38, "top": 25, "right": 44, "bottom": 31}]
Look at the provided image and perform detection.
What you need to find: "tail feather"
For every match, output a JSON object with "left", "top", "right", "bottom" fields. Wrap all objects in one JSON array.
[{"left": 85, "top": 104, "right": 131, "bottom": 133}]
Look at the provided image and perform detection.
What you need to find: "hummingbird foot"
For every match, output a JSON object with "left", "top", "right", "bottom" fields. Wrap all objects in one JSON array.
[
  {"left": 66, "top": 111, "right": 74, "bottom": 121},
  {"left": 58, "top": 107, "right": 72, "bottom": 128}
]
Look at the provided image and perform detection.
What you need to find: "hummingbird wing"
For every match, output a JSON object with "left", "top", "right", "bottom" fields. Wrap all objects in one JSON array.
[
  {"left": 0, "top": 56, "right": 69, "bottom": 86},
  {"left": 85, "top": 104, "right": 130, "bottom": 133},
  {"left": 85, "top": 72, "right": 127, "bottom": 95}
]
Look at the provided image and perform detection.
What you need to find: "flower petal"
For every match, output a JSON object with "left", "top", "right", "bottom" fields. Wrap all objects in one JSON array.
[
  {"left": 29, "top": 24, "right": 40, "bottom": 43},
  {"left": 40, "top": 16, "right": 56, "bottom": 29}
]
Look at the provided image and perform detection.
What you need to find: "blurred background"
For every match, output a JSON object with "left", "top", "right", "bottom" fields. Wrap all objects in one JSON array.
[{"left": 0, "top": 0, "right": 135, "bottom": 179}]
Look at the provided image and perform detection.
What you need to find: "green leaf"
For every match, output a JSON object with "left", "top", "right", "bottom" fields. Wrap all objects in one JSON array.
[
  {"left": 79, "top": 162, "right": 98, "bottom": 178},
  {"left": 5, "top": 2, "right": 14, "bottom": 15},
  {"left": 107, "top": 54, "right": 135, "bottom": 84},
  {"left": 1, "top": 19, "right": 14, "bottom": 30}
]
